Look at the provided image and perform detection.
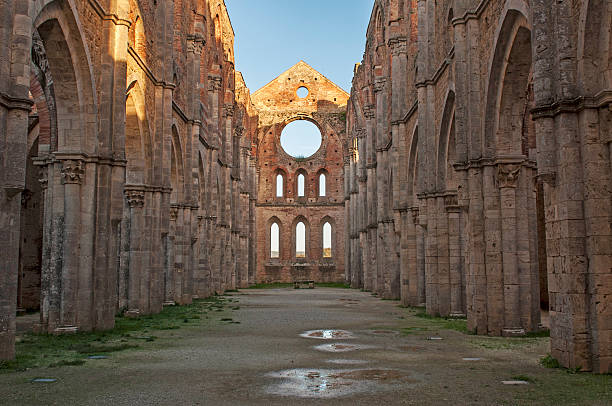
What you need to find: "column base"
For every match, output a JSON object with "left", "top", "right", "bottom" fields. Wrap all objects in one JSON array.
[
  {"left": 502, "top": 328, "right": 526, "bottom": 337},
  {"left": 449, "top": 312, "right": 467, "bottom": 319},
  {"left": 53, "top": 326, "right": 78, "bottom": 334},
  {"left": 124, "top": 309, "right": 141, "bottom": 318}
]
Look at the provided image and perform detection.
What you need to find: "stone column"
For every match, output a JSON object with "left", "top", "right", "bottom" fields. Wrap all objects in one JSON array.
[
  {"left": 446, "top": 194, "right": 464, "bottom": 317},
  {"left": 164, "top": 206, "right": 177, "bottom": 305},
  {"left": 59, "top": 159, "right": 84, "bottom": 329},
  {"left": 497, "top": 164, "right": 522, "bottom": 335},
  {"left": 125, "top": 189, "right": 145, "bottom": 316}
]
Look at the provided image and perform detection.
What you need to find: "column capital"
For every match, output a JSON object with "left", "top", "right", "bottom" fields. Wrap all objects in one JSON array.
[
  {"left": 388, "top": 36, "right": 407, "bottom": 56},
  {"left": 60, "top": 160, "right": 84, "bottom": 184},
  {"left": 125, "top": 190, "right": 145, "bottom": 208},
  {"left": 208, "top": 75, "right": 222, "bottom": 92},
  {"left": 497, "top": 164, "right": 521, "bottom": 188}
]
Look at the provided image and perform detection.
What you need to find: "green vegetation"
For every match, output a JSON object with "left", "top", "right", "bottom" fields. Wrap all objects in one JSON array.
[
  {"left": 511, "top": 374, "right": 536, "bottom": 383},
  {"left": 540, "top": 354, "right": 561, "bottom": 369},
  {"left": 246, "top": 282, "right": 351, "bottom": 289},
  {"left": 247, "top": 282, "right": 293, "bottom": 289},
  {"left": 0, "top": 296, "right": 231, "bottom": 373}
]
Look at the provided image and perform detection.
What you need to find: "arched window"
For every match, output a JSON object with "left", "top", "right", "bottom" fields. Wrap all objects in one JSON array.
[
  {"left": 297, "top": 173, "right": 305, "bottom": 197},
  {"left": 296, "top": 222, "right": 306, "bottom": 258},
  {"left": 323, "top": 222, "right": 332, "bottom": 258},
  {"left": 270, "top": 223, "right": 280, "bottom": 259},
  {"left": 276, "top": 173, "right": 284, "bottom": 197},
  {"left": 319, "top": 173, "right": 326, "bottom": 197}
]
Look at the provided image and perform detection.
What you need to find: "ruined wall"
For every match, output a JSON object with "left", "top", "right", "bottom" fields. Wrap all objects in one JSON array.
[
  {"left": 0, "top": 0, "right": 256, "bottom": 360},
  {"left": 252, "top": 61, "right": 348, "bottom": 283},
  {"left": 345, "top": 0, "right": 611, "bottom": 373}
]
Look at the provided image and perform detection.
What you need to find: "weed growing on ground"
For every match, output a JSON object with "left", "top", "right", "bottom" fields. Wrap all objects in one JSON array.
[
  {"left": 1, "top": 296, "right": 231, "bottom": 373},
  {"left": 511, "top": 374, "right": 536, "bottom": 383}
]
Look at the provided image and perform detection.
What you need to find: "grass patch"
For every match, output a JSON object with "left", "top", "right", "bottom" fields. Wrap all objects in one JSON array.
[
  {"left": 511, "top": 374, "right": 536, "bottom": 383},
  {"left": 315, "top": 282, "right": 351, "bottom": 289},
  {"left": 409, "top": 309, "right": 469, "bottom": 334},
  {"left": 1, "top": 296, "right": 229, "bottom": 373},
  {"left": 247, "top": 283, "right": 293, "bottom": 289},
  {"left": 246, "top": 282, "right": 351, "bottom": 289}
]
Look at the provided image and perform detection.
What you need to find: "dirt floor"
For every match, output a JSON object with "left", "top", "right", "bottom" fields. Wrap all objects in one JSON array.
[{"left": 1, "top": 288, "right": 610, "bottom": 405}]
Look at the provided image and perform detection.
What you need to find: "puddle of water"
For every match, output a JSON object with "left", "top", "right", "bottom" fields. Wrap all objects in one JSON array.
[
  {"left": 427, "top": 336, "right": 443, "bottom": 340},
  {"left": 462, "top": 357, "right": 482, "bottom": 361},
  {"left": 32, "top": 378, "right": 57, "bottom": 383},
  {"left": 300, "top": 329, "right": 355, "bottom": 340},
  {"left": 325, "top": 359, "right": 369, "bottom": 365},
  {"left": 266, "top": 368, "right": 415, "bottom": 398},
  {"left": 502, "top": 380, "right": 529, "bottom": 385},
  {"left": 88, "top": 355, "right": 108, "bottom": 360},
  {"left": 314, "top": 343, "right": 375, "bottom": 353}
]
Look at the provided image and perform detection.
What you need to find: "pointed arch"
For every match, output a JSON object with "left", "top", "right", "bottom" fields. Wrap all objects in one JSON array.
[
  {"left": 125, "top": 81, "right": 153, "bottom": 185},
  {"left": 578, "top": 0, "right": 612, "bottom": 94},
  {"left": 437, "top": 90, "right": 456, "bottom": 191},
  {"left": 171, "top": 125, "right": 185, "bottom": 203},
  {"left": 483, "top": 5, "right": 532, "bottom": 157},
  {"left": 33, "top": 0, "right": 98, "bottom": 154}
]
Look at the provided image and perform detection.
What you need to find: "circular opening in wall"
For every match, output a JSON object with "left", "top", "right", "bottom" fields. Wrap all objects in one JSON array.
[
  {"left": 281, "top": 120, "right": 322, "bottom": 159},
  {"left": 296, "top": 86, "right": 309, "bottom": 98}
]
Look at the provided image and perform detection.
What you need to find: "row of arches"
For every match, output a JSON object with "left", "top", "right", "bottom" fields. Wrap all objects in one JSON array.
[
  {"left": 344, "top": 0, "right": 612, "bottom": 373},
  {"left": 268, "top": 217, "right": 334, "bottom": 260},
  {"left": 274, "top": 170, "right": 327, "bottom": 198}
]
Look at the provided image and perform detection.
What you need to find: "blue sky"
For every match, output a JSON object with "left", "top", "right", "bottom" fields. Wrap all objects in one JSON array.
[{"left": 225, "top": 0, "right": 374, "bottom": 93}]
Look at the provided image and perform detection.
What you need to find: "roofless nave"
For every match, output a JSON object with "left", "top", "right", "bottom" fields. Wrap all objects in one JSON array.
[{"left": 0, "top": 0, "right": 610, "bottom": 374}]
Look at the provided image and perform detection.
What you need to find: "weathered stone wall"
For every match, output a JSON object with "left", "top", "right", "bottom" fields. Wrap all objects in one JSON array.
[
  {"left": 0, "top": 0, "right": 256, "bottom": 360},
  {"left": 252, "top": 62, "right": 348, "bottom": 283},
  {"left": 345, "top": 0, "right": 611, "bottom": 373}
]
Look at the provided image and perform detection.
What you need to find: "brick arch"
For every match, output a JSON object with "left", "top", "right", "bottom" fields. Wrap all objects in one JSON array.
[
  {"left": 294, "top": 168, "right": 308, "bottom": 198},
  {"left": 291, "top": 215, "right": 311, "bottom": 260},
  {"left": 315, "top": 168, "right": 329, "bottom": 197},
  {"left": 33, "top": 0, "right": 97, "bottom": 154},
  {"left": 273, "top": 167, "right": 288, "bottom": 198},
  {"left": 319, "top": 215, "right": 336, "bottom": 259},
  {"left": 266, "top": 216, "right": 283, "bottom": 260},
  {"left": 28, "top": 72, "right": 51, "bottom": 152},
  {"left": 483, "top": 6, "right": 532, "bottom": 157}
]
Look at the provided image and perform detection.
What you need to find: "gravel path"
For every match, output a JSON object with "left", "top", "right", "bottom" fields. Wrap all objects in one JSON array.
[{"left": 2, "top": 288, "right": 608, "bottom": 405}]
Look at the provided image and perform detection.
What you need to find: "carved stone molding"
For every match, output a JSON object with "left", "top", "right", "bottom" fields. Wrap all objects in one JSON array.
[
  {"left": 223, "top": 103, "right": 234, "bottom": 118},
  {"left": 208, "top": 75, "right": 222, "bottom": 92},
  {"left": 537, "top": 172, "right": 557, "bottom": 187},
  {"left": 60, "top": 160, "right": 84, "bottom": 184},
  {"left": 363, "top": 104, "right": 375, "bottom": 119},
  {"left": 444, "top": 194, "right": 458, "bottom": 209},
  {"left": 355, "top": 128, "right": 367, "bottom": 139},
  {"left": 38, "top": 167, "right": 48, "bottom": 190},
  {"left": 187, "top": 36, "right": 205, "bottom": 55},
  {"left": 388, "top": 37, "right": 407, "bottom": 56},
  {"left": 125, "top": 190, "right": 145, "bottom": 208},
  {"left": 169, "top": 206, "right": 179, "bottom": 221},
  {"left": 31, "top": 31, "right": 49, "bottom": 73},
  {"left": 497, "top": 164, "right": 521, "bottom": 188},
  {"left": 374, "top": 78, "right": 387, "bottom": 93},
  {"left": 411, "top": 207, "right": 419, "bottom": 224},
  {"left": 234, "top": 125, "right": 244, "bottom": 137}
]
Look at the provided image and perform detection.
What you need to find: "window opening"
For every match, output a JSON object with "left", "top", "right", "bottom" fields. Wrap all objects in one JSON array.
[
  {"left": 296, "top": 222, "right": 306, "bottom": 258},
  {"left": 276, "top": 173, "right": 284, "bottom": 197},
  {"left": 271, "top": 223, "right": 280, "bottom": 259},
  {"left": 319, "top": 173, "right": 326, "bottom": 196},
  {"left": 298, "top": 173, "right": 305, "bottom": 197},
  {"left": 323, "top": 222, "right": 332, "bottom": 258}
]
